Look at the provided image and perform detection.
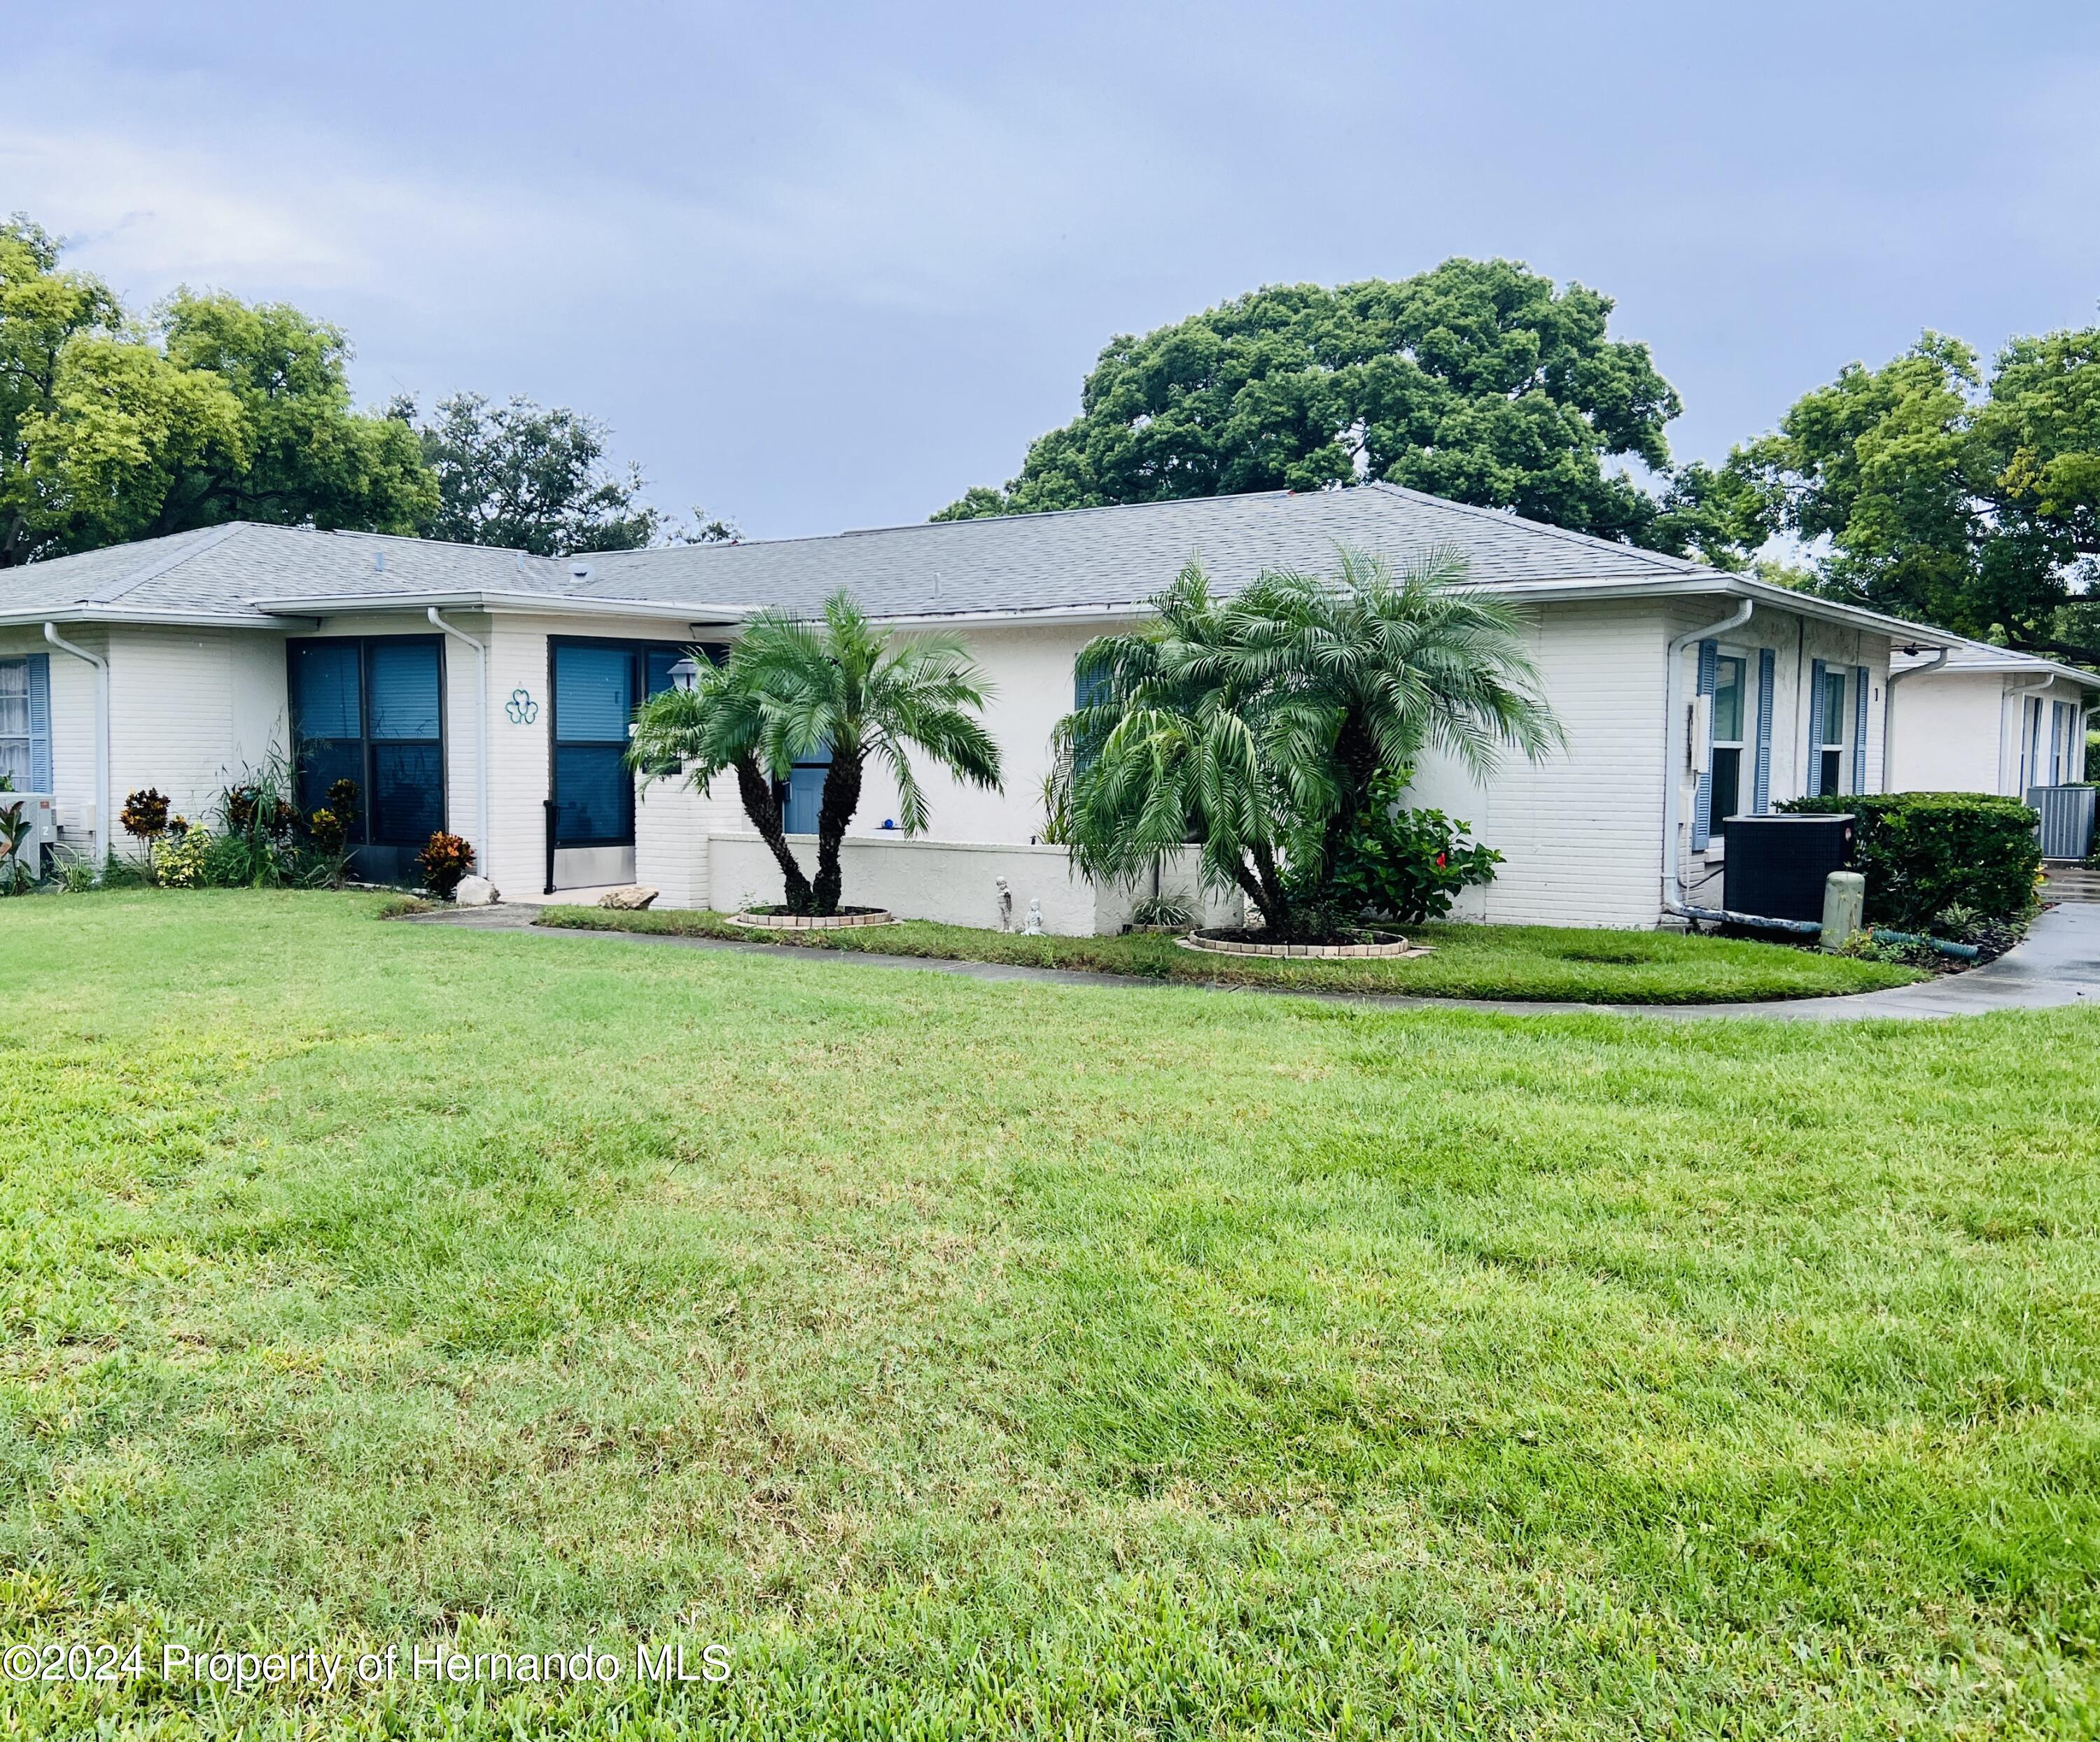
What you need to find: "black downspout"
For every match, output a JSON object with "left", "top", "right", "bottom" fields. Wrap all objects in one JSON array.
[{"left": 543, "top": 799, "right": 556, "bottom": 895}]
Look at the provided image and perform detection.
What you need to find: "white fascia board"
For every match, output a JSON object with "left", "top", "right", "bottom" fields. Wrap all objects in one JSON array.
[
  {"left": 0, "top": 604, "right": 281, "bottom": 630},
  {"left": 860, "top": 573, "right": 1970, "bottom": 647},
  {"left": 246, "top": 589, "right": 756, "bottom": 624}
]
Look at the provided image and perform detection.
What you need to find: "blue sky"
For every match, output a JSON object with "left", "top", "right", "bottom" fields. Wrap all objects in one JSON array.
[{"left": 9, "top": 2, "right": 2098, "bottom": 540}]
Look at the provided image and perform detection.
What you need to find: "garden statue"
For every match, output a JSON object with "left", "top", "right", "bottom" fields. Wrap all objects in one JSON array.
[
  {"left": 995, "top": 876, "right": 1014, "bottom": 931},
  {"left": 1023, "top": 897, "right": 1044, "bottom": 936}
]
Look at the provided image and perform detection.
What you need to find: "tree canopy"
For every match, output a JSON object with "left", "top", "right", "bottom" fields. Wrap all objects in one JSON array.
[
  {"left": 1, "top": 216, "right": 434, "bottom": 566},
  {"left": 937, "top": 260, "right": 1721, "bottom": 556},
  {"left": 1715, "top": 327, "right": 2100, "bottom": 662},
  {"left": 391, "top": 391, "right": 735, "bottom": 555}
]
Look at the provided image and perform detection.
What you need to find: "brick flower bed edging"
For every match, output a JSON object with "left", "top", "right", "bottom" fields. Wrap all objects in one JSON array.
[
  {"left": 727, "top": 908, "right": 897, "bottom": 931},
  {"left": 1177, "top": 931, "right": 1424, "bottom": 960}
]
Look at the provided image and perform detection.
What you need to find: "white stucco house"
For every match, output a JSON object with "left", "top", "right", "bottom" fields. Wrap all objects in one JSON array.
[{"left": 4, "top": 484, "right": 2092, "bottom": 930}]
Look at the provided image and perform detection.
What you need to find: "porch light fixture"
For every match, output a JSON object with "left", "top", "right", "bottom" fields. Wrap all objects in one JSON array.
[{"left": 667, "top": 657, "right": 701, "bottom": 691}]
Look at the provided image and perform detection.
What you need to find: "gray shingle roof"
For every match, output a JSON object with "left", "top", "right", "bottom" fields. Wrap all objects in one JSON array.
[
  {"left": 582, "top": 483, "right": 1707, "bottom": 618},
  {"left": 1, "top": 483, "right": 1713, "bottom": 627}
]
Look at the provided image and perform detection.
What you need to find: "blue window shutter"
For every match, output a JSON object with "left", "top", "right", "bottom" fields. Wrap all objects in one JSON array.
[
  {"left": 1753, "top": 647, "right": 1774, "bottom": 813},
  {"left": 1806, "top": 659, "right": 1828, "bottom": 796},
  {"left": 1851, "top": 666, "right": 1869, "bottom": 794},
  {"left": 26, "top": 653, "right": 52, "bottom": 793},
  {"left": 1691, "top": 638, "right": 1718, "bottom": 850}
]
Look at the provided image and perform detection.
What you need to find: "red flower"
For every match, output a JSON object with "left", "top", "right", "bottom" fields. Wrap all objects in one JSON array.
[{"left": 1435, "top": 852, "right": 1446, "bottom": 868}]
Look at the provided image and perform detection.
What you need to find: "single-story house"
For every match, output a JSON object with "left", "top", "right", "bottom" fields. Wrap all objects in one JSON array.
[
  {"left": 1888, "top": 638, "right": 2093, "bottom": 799},
  {"left": 5, "top": 484, "right": 2093, "bottom": 929}
]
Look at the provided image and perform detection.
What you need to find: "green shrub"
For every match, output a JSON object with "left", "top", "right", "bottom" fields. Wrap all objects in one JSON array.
[
  {"left": 153, "top": 823, "right": 215, "bottom": 889},
  {"left": 1292, "top": 771, "right": 1502, "bottom": 926},
  {"left": 417, "top": 831, "right": 476, "bottom": 899},
  {"left": 1778, "top": 791, "right": 2040, "bottom": 931}
]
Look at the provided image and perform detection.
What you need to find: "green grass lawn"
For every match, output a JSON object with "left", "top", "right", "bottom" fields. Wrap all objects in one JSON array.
[
  {"left": 538, "top": 906, "right": 1923, "bottom": 1004},
  {"left": 2, "top": 890, "right": 2095, "bottom": 1739}
]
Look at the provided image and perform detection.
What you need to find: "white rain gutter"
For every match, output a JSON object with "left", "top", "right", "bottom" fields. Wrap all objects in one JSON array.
[
  {"left": 427, "top": 608, "right": 489, "bottom": 868},
  {"left": 1881, "top": 647, "right": 1948, "bottom": 790},
  {"left": 43, "top": 622, "right": 109, "bottom": 869},
  {"left": 1660, "top": 598, "right": 1754, "bottom": 911}
]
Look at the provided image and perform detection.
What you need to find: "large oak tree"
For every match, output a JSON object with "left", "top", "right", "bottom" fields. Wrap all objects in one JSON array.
[{"left": 937, "top": 258, "right": 1722, "bottom": 557}]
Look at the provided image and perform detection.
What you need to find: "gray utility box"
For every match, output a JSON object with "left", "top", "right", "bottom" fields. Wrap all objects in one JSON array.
[
  {"left": 1721, "top": 813, "right": 1856, "bottom": 923},
  {"left": 2026, "top": 785, "right": 2096, "bottom": 861}
]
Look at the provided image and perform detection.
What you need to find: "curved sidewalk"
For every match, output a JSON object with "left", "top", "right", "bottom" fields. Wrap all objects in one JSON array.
[{"left": 412, "top": 901, "right": 2100, "bottom": 1023}]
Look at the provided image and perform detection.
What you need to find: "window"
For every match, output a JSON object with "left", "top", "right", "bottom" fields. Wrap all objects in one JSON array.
[
  {"left": 289, "top": 637, "right": 446, "bottom": 866},
  {"left": 0, "top": 659, "right": 32, "bottom": 789},
  {"left": 1819, "top": 665, "right": 1847, "bottom": 796},
  {"left": 1709, "top": 654, "right": 1746, "bottom": 836},
  {"left": 550, "top": 639, "right": 694, "bottom": 847}
]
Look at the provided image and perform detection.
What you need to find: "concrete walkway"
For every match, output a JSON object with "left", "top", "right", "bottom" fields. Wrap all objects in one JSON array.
[{"left": 407, "top": 901, "right": 2100, "bottom": 1023}]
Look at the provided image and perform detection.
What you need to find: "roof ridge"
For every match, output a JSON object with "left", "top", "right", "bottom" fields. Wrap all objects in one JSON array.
[
  {"left": 593, "top": 489, "right": 1305, "bottom": 559},
  {"left": 83, "top": 522, "right": 249, "bottom": 607},
  {"left": 1360, "top": 482, "right": 1701, "bottom": 574}
]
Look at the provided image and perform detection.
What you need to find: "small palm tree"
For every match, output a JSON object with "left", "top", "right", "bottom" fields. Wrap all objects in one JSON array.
[
  {"left": 1224, "top": 546, "right": 1562, "bottom": 884},
  {"left": 633, "top": 591, "right": 1004, "bottom": 915},
  {"left": 1054, "top": 547, "right": 1560, "bottom": 939},
  {"left": 630, "top": 646, "right": 818, "bottom": 912}
]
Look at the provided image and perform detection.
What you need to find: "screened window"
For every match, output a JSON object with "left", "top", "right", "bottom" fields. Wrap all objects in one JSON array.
[
  {"left": 289, "top": 636, "right": 445, "bottom": 848},
  {"left": 0, "top": 659, "right": 31, "bottom": 789},
  {"left": 1709, "top": 654, "right": 1746, "bottom": 836},
  {"left": 1819, "top": 666, "right": 1847, "bottom": 797}
]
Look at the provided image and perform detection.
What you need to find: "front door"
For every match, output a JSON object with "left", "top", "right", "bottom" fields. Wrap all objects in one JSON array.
[{"left": 546, "top": 638, "right": 692, "bottom": 892}]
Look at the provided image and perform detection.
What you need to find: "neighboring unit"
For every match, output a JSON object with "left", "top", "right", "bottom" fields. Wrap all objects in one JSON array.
[{"left": 4, "top": 486, "right": 2092, "bottom": 929}]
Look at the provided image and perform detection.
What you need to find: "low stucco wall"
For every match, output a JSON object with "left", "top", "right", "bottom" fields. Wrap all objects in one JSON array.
[{"left": 698, "top": 831, "right": 1240, "bottom": 936}]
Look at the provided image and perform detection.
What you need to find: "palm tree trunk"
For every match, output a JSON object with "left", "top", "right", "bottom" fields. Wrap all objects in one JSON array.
[
  {"left": 732, "top": 755, "right": 815, "bottom": 913},
  {"left": 813, "top": 752, "right": 864, "bottom": 915},
  {"left": 1312, "top": 716, "right": 1379, "bottom": 905},
  {"left": 1234, "top": 843, "right": 1294, "bottom": 936}
]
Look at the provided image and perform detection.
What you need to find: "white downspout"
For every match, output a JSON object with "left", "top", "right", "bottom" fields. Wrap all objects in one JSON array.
[
  {"left": 1881, "top": 647, "right": 1948, "bottom": 792},
  {"left": 1660, "top": 598, "right": 1754, "bottom": 911},
  {"left": 43, "top": 622, "right": 109, "bottom": 871},
  {"left": 427, "top": 608, "right": 489, "bottom": 873}
]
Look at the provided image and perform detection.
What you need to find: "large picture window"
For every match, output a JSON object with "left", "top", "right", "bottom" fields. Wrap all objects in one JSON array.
[{"left": 289, "top": 636, "right": 446, "bottom": 878}]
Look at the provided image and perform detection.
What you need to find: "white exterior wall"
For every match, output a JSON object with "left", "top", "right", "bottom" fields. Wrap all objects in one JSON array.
[
  {"left": 634, "top": 771, "right": 746, "bottom": 909},
  {"left": 103, "top": 626, "right": 287, "bottom": 857},
  {"left": 846, "top": 622, "right": 1105, "bottom": 843},
  {"left": 701, "top": 832, "right": 1240, "bottom": 934},
  {"left": 1890, "top": 670, "right": 2090, "bottom": 797},
  {"left": 1889, "top": 673, "right": 2008, "bottom": 794},
  {"left": 1401, "top": 599, "right": 1670, "bottom": 929},
  {"left": 0, "top": 622, "right": 292, "bottom": 866}
]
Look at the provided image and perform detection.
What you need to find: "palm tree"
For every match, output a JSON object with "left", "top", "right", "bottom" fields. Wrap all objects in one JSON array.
[
  {"left": 1054, "top": 547, "right": 1560, "bottom": 939},
  {"left": 632, "top": 591, "right": 1004, "bottom": 915},
  {"left": 1224, "top": 546, "right": 1562, "bottom": 885},
  {"left": 629, "top": 645, "right": 817, "bottom": 912}
]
